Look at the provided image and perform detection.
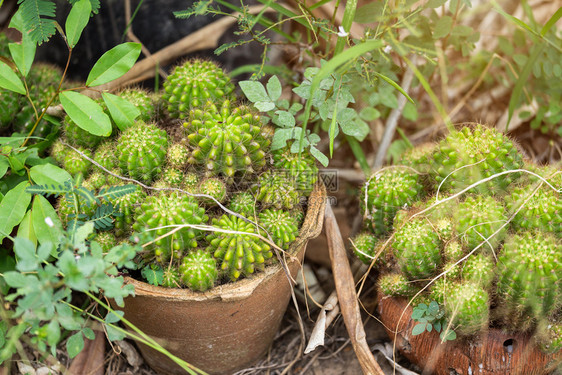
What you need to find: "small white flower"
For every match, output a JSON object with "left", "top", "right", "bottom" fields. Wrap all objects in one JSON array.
[
  {"left": 337, "top": 26, "right": 348, "bottom": 38},
  {"left": 44, "top": 217, "right": 54, "bottom": 227},
  {"left": 383, "top": 45, "right": 392, "bottom": 54}
]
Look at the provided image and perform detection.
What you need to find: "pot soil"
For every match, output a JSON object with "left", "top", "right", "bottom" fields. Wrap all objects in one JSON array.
[
  {"left": 377, "top": 292, "right": 562, "bottom": 375},
  {"left": 117, "top": 183, "right": 326, "bottom": 375}
]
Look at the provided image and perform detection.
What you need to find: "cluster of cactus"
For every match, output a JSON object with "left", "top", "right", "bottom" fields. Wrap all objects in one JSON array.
[
  {"left": 353, "top": 124, "right": 562, "bottom": 351},
  {"left": 48, "top": 59, "right": 317, "bottom": 292}
]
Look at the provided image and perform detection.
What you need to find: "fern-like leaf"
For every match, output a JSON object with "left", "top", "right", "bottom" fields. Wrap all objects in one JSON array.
[
  {"left": 18, "top": 0, "right": 57, "bottom": 45},
  {"left": 96, "top": 184, "right": 137, "bottom": 202},
  {"left": 26, "top": 181, "right": 73, "bottom": 198},
  {"left": 89, "top": 203, "right": 116, "bottom": 231},
  {"left": 173, "top": 0, "right": 213, "bottom": 19},
  {"left": 75, "top": 186, "right": 98, "bottom": 207}
]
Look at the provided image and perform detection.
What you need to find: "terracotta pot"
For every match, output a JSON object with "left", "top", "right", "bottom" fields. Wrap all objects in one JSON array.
[
  {"left": 377, "top": 293, "right": 562, "bottom": 375},
  {"left": 117, "top": 183, "right": 326, "bottom": 375}
]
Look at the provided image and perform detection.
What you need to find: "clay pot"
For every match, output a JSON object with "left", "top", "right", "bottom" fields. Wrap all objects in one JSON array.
[
  {"left": 117, "top": 183, "right": 326, "bottom": 375},
  {"left": 377, "top": 293, "right": 562, "bottom": 375}
]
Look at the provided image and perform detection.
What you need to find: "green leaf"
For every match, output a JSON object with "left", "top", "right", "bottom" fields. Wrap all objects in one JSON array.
[
  {"left": 30, "top": 164, "right": 72, "bottom": 186},
  {"left": 32, "top": 195, "right": 63, "bottom": 246},
  {"left": 14, "top": 237, "right": 38, "bottom": 272},
  {"left": 65, "top": 0, "right": 92, "bottom": 48},
  {"left": 60, "top": 91, "right": 112, "bottom": 136},
  {"left": 428, "top": 301, "right": 440, "bottom": 315},
  {"left": 0, "top": 250, "right": 16, "bottom": 294},
  {"left": 0, "top": 156, "right": 9, "bottom": 179},
  {"left": 0, "top": 181, "right": 31, "bottom": 242},
  {"left": 141, "top": 265, "right": 163, "bottom": 286},
  {"left": 374, "top": 72, "right": 414, "bottom": 104},
  {"left": 17, "top": 209, "right": 37, "bottom": 247},
  {"left": 266, "top": 75, "right": 282, "bottom": 101},
  {"left": 540, "top": 7, "right": 562, "bottom": 36},
  {"left": 37, "top": 242, "right": 53, "bottom": 262},
  {"left": 354, "top": 2, "right": 383, "bottom": 24},
  {"left": 3, "top": 271, "right": 27, "bottom": 287},
  {"left": 105, "top": 323, "right": 126, "bottom": 341},
  {"left": 492, "top": 2, "right": 536, "bottom": 36},
  {"left": 254, "top": 101, "right": 275, "bottom": 112},
  {"left": 239, "top": 80, "right": 269, "bottom": 103},
  {"left": 309, "top": 146, "right": 329, "bottom": 167},
  {"left": 274, "top": 110, "right": 296, "bottom": 128},
  {"left": 440, "top": 329, "right": 457, "bottom": 341},
  {"left": 433, "top": 16, "right": 453, "bottom": 39},
  {"left": 46, "top": 321, "right": 61, "bottom": 347},
  {"left": 8, "top": 38, "right": 36, "bottom": 78},
  {"left": 0, "top": 60, "right": 26, "bottom": 94},
  {"left": 412, "top": 323, "right": 427, "bottom": 336},
  {"left": 427, "top": 0, "right": 447, "bottom": 7},
  {"left": 506, "top": 43, "right": 544, "bottom": 130},
  {"left": 66, "top": 332, "right": 84, "bottom": 358},
  {"left": 17, "top": 0, "right": 57, "bottom": 45},
  {"left": 102, "top": 92, "right": 140, "bottom": 131},
  {"left": 105, "top": 310, "right": 124, "bottom": 324},
  {"left": 82, "top": 327, "right": 95, "bottom": 340},
  {"left": 427, "top": 323, "right": 433, "bottom": 332},
  {"left": 73, "top": 222, "right": 95, "bottom": 247},
  {"left": 86, "top": 43, "right": 142, "bottom": 87}
]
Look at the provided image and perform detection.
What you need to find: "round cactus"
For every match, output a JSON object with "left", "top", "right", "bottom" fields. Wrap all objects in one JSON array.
[
  {"left": 445, "top": 282, "right": 489, "bottom": 335},
  {"left": 179, "top": 249, "right": 218, "bottom": 291},
  {"left": 441, "top": 260, "right": 462, "bottom": 280},
  {"left": 184, "top": 100, "right": 271, "bottom": 181},
  {"left": 506, "top": 167, "right": 562, "bottom": 238},
  {"left": 161, "top": 267, "right": 181, "bottom": 288},
  {"left": 496, "top": 230, "right": 562, "bottom": 331},
  {"left": 116, "top": 121, "right": 168, "bottom": 183},
  {"left": 456, "top": 195, "right": 507, "bottom": 252},
  {"left": 118, "top": 88, "right": 155, "bottom": 122},
  {"left": 398, "top": 143, "right": 436, "bottom": 175},
  {"left": 392, "top": 217, "right": 442, "bottom": 280},
  {"left": 350, "top": 232, "right": 378, "bottom": 265},
  {"left": 228, "top": 191, "right": 256, "bottom": 217},
  {"left": 162, "top": 59, "right": 234, "bottom": 118},
  {"left": 361, "top": 168, "right": 424, "bottom": 237},
  {"left": 133, "top": 192, "right": 208, "bottom": 263},
  {"left": 93, "top": 231, "right": 116, "bottom": 252},
  {"left": 429, "top": 278, "right": 453, "bottom": 305},
  {"left": 159, "top": 167, "right": 185, "bottom": 187},
  {"left": 83, "top": 171, "right": 107, "bottom": 191},
  {"left": 63, "top": 115, "right": 106, "bottom": 148},
  {"left": 379, "top": 273, "right": 418, "bottom": 298},
  {"left": 462, "top": 254, "right": 495, "bottom": 288},
  {"left": 258, "top": 209, "right": 300, "bottom": 250},
  {"left": 93, "top": 141, "right": 118, "bottom": 170},
  {"left": 537, "top": 323, "right": 562, "bottom": 354},
  {"left": 253, "top": 171, "right": 301, "bottom": 210},
  {"left": 50, "top": 140, "right": 68, "bottom": 165},
  {"left": 444, "top": 241, "right": 464, "bottom": 262},
  {"left": 109, "top": 186, "right": 147, "bottom": 237},
  {"left": 167, "top": 143, "right": 190, "bottom": 169},
  {"left": 197, "top": 177, "right": 227, "bottom": 205},
  {"left": 430, "top": 125, "right": 524, "bottom": 194},
  {"left": 272, "top": 144, "right": 318, "bottom": 194},
  {"left": 206, "top": 215, "right": 273, "bottom": 281},
  {"left": 63, "top": 147, "right": 92, "bottom": 176}
]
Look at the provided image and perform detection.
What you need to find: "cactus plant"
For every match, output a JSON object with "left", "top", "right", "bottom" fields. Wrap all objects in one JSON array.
[
  {"left": 361, "top": 168, "right": 424, "bottom": 237},
  {"left": 93, "top": 141, "right": 118, "bottom": 170},
  {"left": 162, "top": 59, "right": 234, "bottom": 118},
  {"left": 116, "top": 121, "right": 168, "bottom": 183},
  {"left": 184, "top": 100, "right": 271, "bottom": 181},
  {"left": 206, "top": 215, "right": 273, "bottom": 281},
  {"left": 456, "top": 195, "right": 507, "bottom": 251},
  {"left": 272, "top": 145, "right": 318, "bottom": 194},
  {"left": 350, "top": 232, "right": 378, "bottom": 265},
  {"left": 118, "top": 88, "right": 156, "bottom": 122},
  {"left": 253, "top": 171, "right": 301, "bottom": 210},
  {"left": 167, "top": 143, "right": 190, "bottom": 169},
  {"left": 161, "top": 268, "right": 181, "bottom": 288},
  {"left": 110, "top": 186, "right": 147, "bottom": 237},
  {"left": 133, "top": 192, "right": 208, "bottom": 263},
  {"left": 62, "top": 147, "right": 92, "bottom": 176},
  {"left": 197, "top": 177, "right": 227, "bottom": 205},
  {"left": 179, "top": 249, "right": 218, "bottom": 291},
  {"left": 430, "top": 125, "right": 524, "bottom": 194},
  {"left": 379, "top": 273, "right": 418, "bottom": 298},
  {"left": 228, "top": 191, "right": 256, "bottom": 217},
  {"left": 258, "top": 209, "right": 299, "bottom": 250},
  {"left": 445, "top": 282, "right": 489, "bottom": 335}
]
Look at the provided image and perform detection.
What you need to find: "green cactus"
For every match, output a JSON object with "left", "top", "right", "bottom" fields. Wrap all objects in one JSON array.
[
  {"left": 272, "top": 144, "right": 319, "bottom": 194},
  {"left": 441, "top": 260, "right": 462, "bottom": 280},
  {"left": 258, "top": 209, "right": 300, "bottom": 250},
  {"left": 430, "top": 125, "right": 524, "bottom": 194},
  {"left": 93, "top": 141, "right": 118, "bottom": 170},
  {"left": 462, "top": 254, "right": 494, "bottom": 288},
  {"left": 161, "top": 268, "right": 181, "bottom": 288},
  {"left": 361, "top": 168, "right": 424, "bottom": 237},
  {"left": 83, "top": 171, "right": 107, "bottom": 191},
  {"left": 184, "top": 100, "right": 271, "bottom": 181},
  {"left": 197, "top": 177, "right": 227, "bottom": 205},
  {"left": 350, "top": 232, "right": 378, "bottom": 265},
  {"left": 379, "top": 273, "right": 418, "bottom": 298},
  {"left": 50, "top": 140, "right": 68, "bottom": 165},
  {"left": 392, "top": 217, "right": 442, "bottom": 280},
  {"left": 206, "top": 215, "right": 273, "bottom": 281},
  {"left": 63, "top": 147, "right": 92, "bottom": 176},
  {"left": 160, "top": 167, "right": 185, "bottom": 187},
  {"left": 116, "top": 121, "right": 168, "bottom": 183},
  {"left": 253, "top": 171, "right": 301, "bottom": 210},
  {"left": 429, "top": 278, "right": 453, "bottom": 305},
  {"left": 109, "top": 185, "right": 147, "bottom": 237},
  {"left": 398, "top": 143, "right": 436, "bottom": 175},
  {"left": 445, "top": 282, "right": 489, "bottom": 335},
  {"left": 118, "top": 88, "right": 155, "bottom": 122},
  {"left": 228, "top": 191, "right": 256, "bottom": 217},
  {"left": 162, "top": 59, "right": 234, "bottom": 118},
  {"left": 133, "top": 192, "right": 208, "bottom": 263},
  {"left": 179, "top": 249, "right": 218, "bottom": 291},
  {"left": 496, "top": 230, "right": 562, "bottom": 331},
  {"left": 93, "top": 231, "right": 116, "bottom": 252},
  {"left": 57, "top": 195, "right": 95, "bottom": 226},
  {"left": 506, "top": 167, "right": 562, "bottom": 238},
  {"left": 456, "top": 195, "right": 507, "bottom": 252},
  {"left": 167, "top": 143, "right": 190, "bottom": 169},
  {"left": 444, "top": 241, "right": 464, "bottom": 262},
  {"left": 537, "top": 323, "right": 562, "bottom": 354}
]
